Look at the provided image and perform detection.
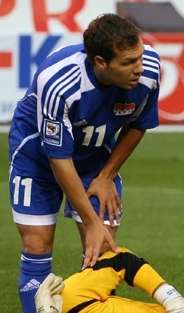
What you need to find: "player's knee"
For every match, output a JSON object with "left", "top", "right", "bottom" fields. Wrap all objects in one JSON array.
[
  {"left": 17, "top": 225, "right": 55, "bottom": 254},
  {"left": 22, "top": 234, "right": 52, "bottom": 254},
  {"left": 22, "top": 233, "right": 53, "bottom": 254}
]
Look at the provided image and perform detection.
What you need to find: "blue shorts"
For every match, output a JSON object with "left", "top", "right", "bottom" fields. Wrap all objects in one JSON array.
[
  {"left": 64, "top": 174, "right": 123, "bottom": 226},
  {"left": 9, "top": 167, "right": 63, "bottom": 225},
  {"left": 10, "top": 167, "right": 123, "bottom": 226}
]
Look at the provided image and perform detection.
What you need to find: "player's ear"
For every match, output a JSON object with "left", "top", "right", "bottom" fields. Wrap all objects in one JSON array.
[{"left": 94, "top": 55, "right": 107, "bottom": 69}]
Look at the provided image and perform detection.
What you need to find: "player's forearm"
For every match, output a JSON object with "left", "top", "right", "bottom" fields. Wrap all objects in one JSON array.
[
  {"left": 99, "top": 128, "right": 145, "bottom": 180},
  {"left": 49, "top": 158, "right": 99, "bottom": 225}
]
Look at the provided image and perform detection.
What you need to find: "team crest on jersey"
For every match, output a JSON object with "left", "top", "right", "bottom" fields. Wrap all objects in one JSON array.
[
  {"left": 113, "top": 102, "right": 136, "bottom": 116},
  {"left": 43, "top": 119, "right": 62, "bottom": 146}
]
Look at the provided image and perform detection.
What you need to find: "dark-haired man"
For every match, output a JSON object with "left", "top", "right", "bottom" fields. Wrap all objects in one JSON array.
[{"left": 9, "top": 13, "right": 160, "bottom": 313}]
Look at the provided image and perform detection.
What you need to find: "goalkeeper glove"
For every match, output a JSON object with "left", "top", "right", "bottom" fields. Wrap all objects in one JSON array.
[{"left": 35, "top": 273, "right": 64, "bottom": 313}]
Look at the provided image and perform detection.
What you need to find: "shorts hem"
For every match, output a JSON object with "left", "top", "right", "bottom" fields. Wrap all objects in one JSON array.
[
  {"left": 12, "top": 208, "right": 58, "bottom": 225},
  {"left": 65, "top": 212, "right": 121, "bottom": 226}
]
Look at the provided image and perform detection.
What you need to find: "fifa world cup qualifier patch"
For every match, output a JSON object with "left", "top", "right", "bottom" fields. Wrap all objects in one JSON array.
[{"left": 43, "top": 119, "right": 62, "bottom": 146}]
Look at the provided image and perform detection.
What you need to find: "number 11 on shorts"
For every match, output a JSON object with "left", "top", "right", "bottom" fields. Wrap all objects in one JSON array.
[{"left": 13, "top": 176, "right": 32, "bottom": 207}]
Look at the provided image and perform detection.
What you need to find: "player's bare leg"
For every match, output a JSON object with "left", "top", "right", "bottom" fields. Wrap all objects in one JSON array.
[{"left": 17, "top": 224, "right": 55, "bottom": 254}]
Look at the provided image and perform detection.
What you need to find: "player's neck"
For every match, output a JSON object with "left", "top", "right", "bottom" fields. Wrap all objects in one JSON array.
[{"left": 93, "top": 66, "right": 111, "bottom": 86}]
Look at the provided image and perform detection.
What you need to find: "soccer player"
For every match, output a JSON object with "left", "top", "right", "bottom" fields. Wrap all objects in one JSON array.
[
  {"left": 9, "top": 13, "right": 160, "bottom": 313},
  {"left": 35, "top": 247, "right": 184, "bottom": 313}
]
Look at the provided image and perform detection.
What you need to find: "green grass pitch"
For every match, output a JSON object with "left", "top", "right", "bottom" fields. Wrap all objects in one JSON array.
[{"left": 0, "top": 132, "right": 184, "bottom": 312}]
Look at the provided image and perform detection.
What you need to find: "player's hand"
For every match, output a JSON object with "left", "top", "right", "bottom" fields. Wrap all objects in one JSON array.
[
  {"left": 83, "top": 219, "right": 119, "bottom": 269},
  {"left": 87, "top": 176, "right": 121, "bottom": 226},
  {"left": 164, "top": 297, "right": 184, "bottom": 313},
  {"left": 35, "top": 273, "right": 64, "bottom": 313}
]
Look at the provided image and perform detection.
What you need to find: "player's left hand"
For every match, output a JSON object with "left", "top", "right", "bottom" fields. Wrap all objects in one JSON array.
[
  {"left": 35, "top": 273, "right": 64, "bottom": 313},
  {"left": 83, "top": 218, "right": 119, "bottom": 268},
  {"left": 87, "top": 175, "right": 121, "bottom": 226}
]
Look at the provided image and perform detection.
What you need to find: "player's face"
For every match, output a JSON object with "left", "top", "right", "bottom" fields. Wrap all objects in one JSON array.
[{"left": 95, "top": 37, "right": 144, "bottom": 89}]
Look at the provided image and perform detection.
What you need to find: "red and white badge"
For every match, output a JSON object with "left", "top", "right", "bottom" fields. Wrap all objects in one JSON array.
[{"left": 113, "top": 102, "right": 136, "bottom": 116}]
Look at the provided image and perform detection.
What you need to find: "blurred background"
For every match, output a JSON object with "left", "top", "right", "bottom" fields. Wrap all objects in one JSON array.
[
  {"left": 0, "top": 1, "right": 184, "bottom": 312},
  {"left": 0, "top": 0, "right": 184, "bottom": 128}
]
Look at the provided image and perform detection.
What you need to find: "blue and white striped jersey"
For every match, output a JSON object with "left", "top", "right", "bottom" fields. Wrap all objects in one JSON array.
[{"left": 9, "top": 43, "right": 160, "bottom": 179}]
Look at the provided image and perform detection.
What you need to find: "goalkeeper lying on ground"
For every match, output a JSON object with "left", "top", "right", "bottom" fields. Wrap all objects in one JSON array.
[{"left": 35, "top": 247, "right": 184, "bottom": 313}]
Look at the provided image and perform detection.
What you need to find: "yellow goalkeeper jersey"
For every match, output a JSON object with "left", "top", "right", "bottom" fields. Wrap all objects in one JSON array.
[{"left": 61, "top": 247, "right": 165, "bottom": 313}]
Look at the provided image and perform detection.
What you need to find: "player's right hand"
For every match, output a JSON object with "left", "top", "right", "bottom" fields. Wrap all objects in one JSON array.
[
  {"left": 35, "top": 273, "right": 64, "bottom": 313},
  {"left": 82, "top": 219, "right": 119, "bottom": 269}
]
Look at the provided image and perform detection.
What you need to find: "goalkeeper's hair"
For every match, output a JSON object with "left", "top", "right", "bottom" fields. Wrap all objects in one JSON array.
[{"left": 83, "top": 13, "right": 141, "bottom": 64}]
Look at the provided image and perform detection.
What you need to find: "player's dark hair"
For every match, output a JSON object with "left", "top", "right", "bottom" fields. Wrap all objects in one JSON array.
[{"left": 83, "top": 14, "right": 141, "bottom": 63}]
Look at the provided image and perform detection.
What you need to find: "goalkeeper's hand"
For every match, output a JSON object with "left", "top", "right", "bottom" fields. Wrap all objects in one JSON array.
[
  {"left": 35, "top": 273, "right": 64, "bottom": 313},
  {"left": 164, "top": 297, "right": 184, "bottom": 313}
]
